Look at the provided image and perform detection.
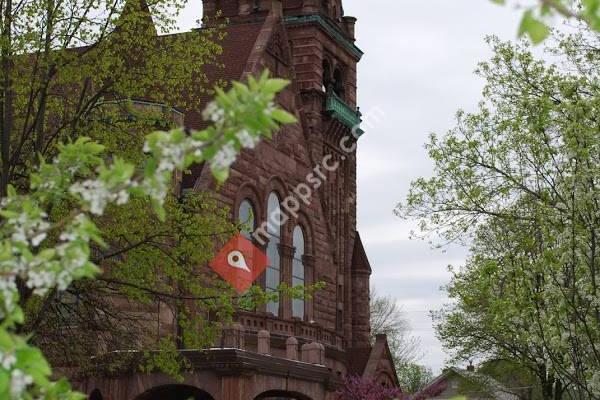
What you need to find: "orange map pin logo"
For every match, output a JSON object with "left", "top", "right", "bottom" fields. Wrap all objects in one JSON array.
[{"left": 209, "top": 233, "right": 269, "bottom": 293}]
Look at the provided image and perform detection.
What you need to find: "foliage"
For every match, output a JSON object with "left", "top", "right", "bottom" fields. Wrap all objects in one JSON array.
[
  {"left": 493, "top": 0, "right": 600, "bottom": 43},
  {"left": 396, "top": 364, "right": 434, "bottom": 395},
  {"left": 0, "top": 0, "right": 222, "bottom": 196},
  {"left": 478, "top": 360, "right": 544, "bottom": 400},
  {"left": 370, "top": 289, "right": 430, "bottom": 394},
  {"left": 336, "top": 375, "right": 403, "bottom": 400},
  {"left": 0, "top": 72, "right": 296, "bottom": 399},
  {"left": 398, "top": 26, "right": 600, "bottom": 400},
  {"left": 0, "top": 0, "right": 304, "bottom": 378},
  {"left": 370, "top": 288, "right": 422, "bottom": 367}
]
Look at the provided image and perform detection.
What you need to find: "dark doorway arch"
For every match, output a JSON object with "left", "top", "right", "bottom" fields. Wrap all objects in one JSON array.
[
  {"left": 254, "top": 390, "right": 313, "bottom": 400},
  {"left": 89, "top": 389, "right": 103, "bottom": 400},
  {"left": 135, "top": 385, "right": 214, "bottom": 400}
]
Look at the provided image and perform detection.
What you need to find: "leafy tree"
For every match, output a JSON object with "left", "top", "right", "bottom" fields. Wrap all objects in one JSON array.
[
  {"left": 398, "top": 26, "right": 600, "bottom": 399},
  {"left": 370, "top": 289, "right": 431, "bottom": 393},
  {"left": 396, "top": 364, "right": 434, "bottom": 395},
  {"left": 0, "top": 0, "right": 282, "bottom": 375},
  {"left": 478, "top": 360, "right": 544, "bottom": 400},
  {"left": 0, "top": 72, "right": 296, "bottom": 399},
  {"left": 371, "top": 288, "right": 422, "bottom": 366},
  {"left": 493, "top": 0, "right": 600, "bottom": 43},
  {"left": 0, "top": 0, "right": 222, "bottom": 196}
]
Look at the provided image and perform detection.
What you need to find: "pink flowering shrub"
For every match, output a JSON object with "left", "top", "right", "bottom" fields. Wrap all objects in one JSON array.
[{"left": 337, "top": 376, "right": 403, "bottom": 400}]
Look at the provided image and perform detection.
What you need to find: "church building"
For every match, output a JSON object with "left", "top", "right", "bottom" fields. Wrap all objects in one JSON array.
[{"left": 82, "top": 1, "right": 398, "bottom": 399}]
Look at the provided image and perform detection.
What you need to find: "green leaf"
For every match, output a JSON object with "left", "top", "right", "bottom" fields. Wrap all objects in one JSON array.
[
  {"left": 0, "top": 370, "right": 9, "bottom": 398},
  {"left": 212, "top": 167, "right": 230, "bottom": 183},
  {"left": 270, "top": 109, "right": 297, "bottom": 124},
  {"left": 264, "top": 79, "right": 290, "bottom": 93},
  {"left": 6, "top": 185, "right": 16, "bottom": 197},
  {"left": 518, "top": 10, "right": 550, "bottom": 44}
]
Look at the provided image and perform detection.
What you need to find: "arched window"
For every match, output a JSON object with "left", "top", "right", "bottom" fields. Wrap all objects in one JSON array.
[
  {"left": 292, "top": 226, "right": 305, "bottom": 319},
  {"left": 333, "top": 68, "right": 345, "bottom": 98},
  {"left": 322, "top": 60, "right": 332, "bottom": 93},
  {"left": 238, "top": 199, "right": 255, "bottom": 238},
  {"left": 266, "top": 193, "right": 282, "bottom": 316}
]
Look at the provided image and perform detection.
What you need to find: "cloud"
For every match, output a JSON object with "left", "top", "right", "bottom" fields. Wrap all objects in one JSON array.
[{"left": 344, "top": 0, "right": 521, "bottom": 373}]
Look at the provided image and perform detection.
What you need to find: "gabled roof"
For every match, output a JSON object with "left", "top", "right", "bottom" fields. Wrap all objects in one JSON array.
[
  {"left": 351, "top": 232, "right": 372, "bottom": 274},
  {"left": 419, "top": 367, "right": 519, "bottom": 400},
  {"left": 183, "top": 21, "right": 265, "bottom": 130},
  {"left": 363, "top": 334, "right": 400, "bottom": 387},
  {"left": 180, "top": 18, "right": 267, "bottom": 189}
]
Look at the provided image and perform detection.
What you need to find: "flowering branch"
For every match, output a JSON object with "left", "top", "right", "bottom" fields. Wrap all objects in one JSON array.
[{"left": 0, "top": 71, "right": 295, "bottom": 399}]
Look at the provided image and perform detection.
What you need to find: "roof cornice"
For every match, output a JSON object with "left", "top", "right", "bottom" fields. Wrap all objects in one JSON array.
[{"left": 284, "top": 14, "right": 364, "bottom": 60}]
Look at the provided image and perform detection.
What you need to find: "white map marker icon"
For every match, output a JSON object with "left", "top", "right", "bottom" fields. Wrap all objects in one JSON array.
[{"left": 227, "top": 250, "right": 251, "bottom": 272}]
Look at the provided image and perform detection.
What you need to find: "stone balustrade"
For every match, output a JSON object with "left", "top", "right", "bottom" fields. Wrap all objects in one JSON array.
[
  {"left": 234, "top": 311, "right": 345, "bottom": 350},
  {"left": 221, "top": 323, "right": 327, "bottom": 366}
]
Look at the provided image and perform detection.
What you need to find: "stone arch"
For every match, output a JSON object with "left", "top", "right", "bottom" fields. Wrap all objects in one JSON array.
[
  {"left": 254, "top": 390, "right": 314, "bottom": 400},
  {"left": 234, "top": 182, "right": 263, "bottom": 227},
  {"left": 263, "top": 176, "right": 289, "bottom": 240},
  {"left": 88, "top": 389, "right": 103, "bottom": 400},
  {"left": 376, "top": 371, "right": 397, "bottom": 388},
  {"left": 293, "top": 211, "right": 315, "bottom": 255},
  {"left": 134, "top": 385, "right": 215, "bottom": 400}
]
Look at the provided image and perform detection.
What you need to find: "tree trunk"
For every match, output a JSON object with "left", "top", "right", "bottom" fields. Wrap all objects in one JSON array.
[{"left": 0, "top": 0, "right": 14, "bottom": 196}]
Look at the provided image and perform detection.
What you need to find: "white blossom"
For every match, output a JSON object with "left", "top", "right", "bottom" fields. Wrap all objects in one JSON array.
[
  {"left": 210, "top": 143, "right": 237, "bottom": 171},
  {"left": 116, "top": 190, "right": 130, "bottom": 205},
  {"left": 0, "top": 278, "right": 17, "bottom": 314},
  {"left": 69, "top": 179, "right": 111, "bottom": 215},
  {"left": 26, "top": 270, "right": 55, "bottom": 292},
  {"left": 0, "top": 353, "right": 16, "bottom": 369},
  {"left": 31, "top": 233, "right": 46, "bottom": 247},
  {"left": 10, "top": 369, "right": 33, "bottom": 397},
  {"left": 236, "top": 129, "right": 259, "bottom": 149},
  {"left": 202, "top": 101, "right": 225, "bottom": 123}
]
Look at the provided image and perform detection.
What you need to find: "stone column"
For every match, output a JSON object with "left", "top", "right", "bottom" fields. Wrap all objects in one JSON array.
[
  {"left": 303, "top": 254, "right": 316, "bottom": 321},
  {"left": 222, "top": 323, "right": 245, "bottom": 350},
  {"left": 301, "top": 342, "right": 325, "bottom": 365},
  {"left": 255, "top": 238, "right": 269, "bottom": 313},
  {"left": 286, "top": 336, "right": 299, "bottom": 360},
  {"left": 343, "top": 16, "right": 357, "bottom": 42},
  {"left": 279, "top": 243, "right": 296, "bottom": 319},
  {"left": 257, "top": 330, "right": 271, "bottom": 355}
]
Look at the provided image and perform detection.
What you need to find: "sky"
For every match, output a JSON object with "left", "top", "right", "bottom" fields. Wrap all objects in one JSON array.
[
  {"left": 178, "top": 0, "right": 524, "bottom": 374},
  {"left": 341, "top": 0, "right": 523, "bottom": 373}
]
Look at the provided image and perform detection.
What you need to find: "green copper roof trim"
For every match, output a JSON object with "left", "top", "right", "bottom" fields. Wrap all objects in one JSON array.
[
  {"left": 284, "top": 15, "right": 364, "bottom": 59},
  {"left": 325, "top": 92, "right": 364, "bottom": 137}
]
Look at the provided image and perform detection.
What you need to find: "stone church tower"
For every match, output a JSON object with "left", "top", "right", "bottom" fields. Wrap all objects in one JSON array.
[{"left": 80, "top": 1, "right": 399, "bottom": 399}]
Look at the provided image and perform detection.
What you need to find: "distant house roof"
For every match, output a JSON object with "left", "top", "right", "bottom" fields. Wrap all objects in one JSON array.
[{"left": 418, "top": 367, "right": 519, "bottom": 400}]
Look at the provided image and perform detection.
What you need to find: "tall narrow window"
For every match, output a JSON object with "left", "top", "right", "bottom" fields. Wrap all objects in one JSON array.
[
  {"left": 266, "top": 193, "right": 282, "bottom": 316},
  {"left": 238, "top": 200, "right": 255, "bottom": 238},
  {"left": 323, "top": 60, "right": 332, "bottom": 93},
  {"left": 333, "top": 68, "right": 345, "bottom": 98},
  {"left": 292, "top": 226, "right": 305, "bottom": 319}
]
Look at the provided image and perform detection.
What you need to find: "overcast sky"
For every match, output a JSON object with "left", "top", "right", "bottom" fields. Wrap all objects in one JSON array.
[
  {"left": 179, "top": 0, "right": 523, "bottom": 374},
  {"left": 343, "top": 1, "right": 521, "bottom": 373}
]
